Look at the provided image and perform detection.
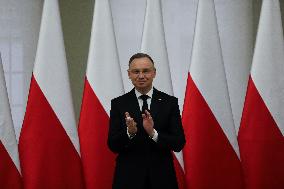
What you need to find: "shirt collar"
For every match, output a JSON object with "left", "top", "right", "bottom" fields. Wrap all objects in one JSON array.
[{"left": 135, "top": 87, "right": 153, "bottom": 99}]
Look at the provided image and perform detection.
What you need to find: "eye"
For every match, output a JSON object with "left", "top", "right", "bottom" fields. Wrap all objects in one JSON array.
[
  {"left": 142, "top": 69, "right": 151, "bottom": 74},
  {"left": 131, "top": 70, "right": 140, "bottom": 74}
]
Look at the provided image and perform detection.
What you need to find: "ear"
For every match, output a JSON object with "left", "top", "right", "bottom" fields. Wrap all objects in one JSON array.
[
  {"left": 153, "top": 68, "right": 156, "bottom": 78},
  {"left": 127, "top": 69, "right": 131, "bottom": 78}
]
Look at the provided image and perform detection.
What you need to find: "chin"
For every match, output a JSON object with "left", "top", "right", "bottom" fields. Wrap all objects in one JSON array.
[
  {"left": 136, "top": 86, "right": 145, "bottom": 90},
  {"left": 135, "top": 83, "right": 145, "bottom": 87}
]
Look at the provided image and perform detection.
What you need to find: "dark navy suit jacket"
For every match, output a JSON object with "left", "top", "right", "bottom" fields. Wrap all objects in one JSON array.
[{"left": 108, "top": 88, "right": 186, "bottom": 189}]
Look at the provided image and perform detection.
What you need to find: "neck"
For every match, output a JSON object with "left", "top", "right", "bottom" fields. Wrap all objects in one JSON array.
[{"left": 136, "top": 86, "right": 152, "bottom": 95}]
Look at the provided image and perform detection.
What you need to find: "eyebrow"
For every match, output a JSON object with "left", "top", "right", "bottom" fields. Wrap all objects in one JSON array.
[{"left": 130, "top": 68, "right": 152, "bottom": 70}]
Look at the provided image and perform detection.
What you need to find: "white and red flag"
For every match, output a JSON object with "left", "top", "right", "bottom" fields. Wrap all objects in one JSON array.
[
  {"left": 182, "top": 0, "right": 244, "bottom": 188},
  {"left": 0, "top": 54, "right": 22, "bottom": 188},
  {"left": 78, "top": 0, "right": 124, "bottom": 188},
  {"left": 18, "top": 0, "right": 85, "bottom": 188},
  {"left": 238, "top": 0, "right": 284, "bottom": 188},
  {"left": 141, "top": 0, "right": 185, "bottom": 188}
]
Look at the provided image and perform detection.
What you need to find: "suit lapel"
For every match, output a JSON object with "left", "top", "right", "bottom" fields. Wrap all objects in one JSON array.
[
  {"left": 127, "top": 89, "right": 142, "bottom": 124},
  {"left": 126, "top": 88, "right": 163, "bottom": 126},
  {"left": 150, "top": 88, "right": 162, "bottom": 121}
]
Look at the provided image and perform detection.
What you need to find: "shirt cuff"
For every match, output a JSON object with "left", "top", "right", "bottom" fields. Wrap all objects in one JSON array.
[
  {"left": 127, "top": 128, "right": 136, "bottom": 139},
  {"left": 150, "top": 129, "right": 158, "bottom": 142}
]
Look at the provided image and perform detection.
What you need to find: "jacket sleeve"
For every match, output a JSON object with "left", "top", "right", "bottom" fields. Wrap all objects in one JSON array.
[
  {"left": 156, "top": 97, "right": 186, "bottom": 152},
  {"left": 107, "top": 99, "right": 135, "bottom": 153}
]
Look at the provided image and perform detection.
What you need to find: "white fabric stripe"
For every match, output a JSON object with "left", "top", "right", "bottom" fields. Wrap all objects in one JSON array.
[
  {"left": 141, "top": 0, "right": 184, "bottom": 169},
  {"left": 251, "top": 0, "right": 284, "bottom": 135},
  {"left": 141, "top": 0, "right": 173, "bottom": 95},
  {"left": 86, "top": 0, "right": 124, "bottom": 115},
  {"left": 216, "top": 1, "right": 253, "bottom": 134},
  {"left": 190, "top": 0, "right": 240, "bottom": 157},
  {"left": 0, "top": 54, "right": 21, "bottom": 172},
  {"left": 33, "top": 0, "right": 80, "bottom": 153}
]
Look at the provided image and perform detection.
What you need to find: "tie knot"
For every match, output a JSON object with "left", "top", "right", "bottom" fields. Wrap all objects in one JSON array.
[{"left": 140, "top": 94, "right": 149, "bottom": 101}]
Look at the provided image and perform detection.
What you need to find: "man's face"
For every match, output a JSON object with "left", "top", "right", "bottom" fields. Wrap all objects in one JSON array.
[{"left": 128, "top": 57, "right": 156, "bottom": 94}]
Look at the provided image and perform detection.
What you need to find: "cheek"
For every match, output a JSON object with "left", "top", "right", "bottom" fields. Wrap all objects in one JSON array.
[
  {"left": 133, "top": 78, "right": 139, "bottom": 83},
  {"left": 129, "top": 76, "right": 136, "bottom": 81},
  {"left": 146, "top": 76, "right": 154, "bottom": 81}
]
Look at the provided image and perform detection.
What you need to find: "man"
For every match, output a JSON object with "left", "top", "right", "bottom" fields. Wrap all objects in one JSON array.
[{"left": 108, "top": 53, "right": 185, "bottom": 189}]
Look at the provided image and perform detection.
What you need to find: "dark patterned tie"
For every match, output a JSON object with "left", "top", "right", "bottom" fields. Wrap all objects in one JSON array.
[{"left": 140, "top": 94, "right": 149, "bottom": 114}]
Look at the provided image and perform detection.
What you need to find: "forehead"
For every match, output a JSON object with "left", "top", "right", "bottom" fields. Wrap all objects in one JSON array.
[{"left": 129, "top": 57, "right": 154, "bottom": 69}]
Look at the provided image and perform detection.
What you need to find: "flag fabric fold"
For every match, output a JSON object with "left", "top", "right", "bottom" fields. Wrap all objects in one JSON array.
[
  {"left": 182, "top": 0, "right": 243, "bottom": 188},
  {"left": 141, "top": 0, "right": 173, "bottom": 95},
  {"left": 18, "top": 0, "right": 85, "bottom": 188},
  {"left": 238, "top": 0, "right": 284, "bottom": 188},
  {"left": 78, "top": 0, "right": 124, "bottom": 188},
  {"left": 141, "top": 0, "right": 185, "bottom": 188},
  {"left": 0, "top": 54, "right": 22, "bottom": 189}
]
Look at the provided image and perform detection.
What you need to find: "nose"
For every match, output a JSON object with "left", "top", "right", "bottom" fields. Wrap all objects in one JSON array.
[{"left": 138, "top": 72, "right": 145, "bottom": 78}]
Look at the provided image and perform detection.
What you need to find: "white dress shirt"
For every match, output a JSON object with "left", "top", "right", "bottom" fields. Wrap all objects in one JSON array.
[{"left": 127, "top": 87, "right": 158, "bottom": 142}]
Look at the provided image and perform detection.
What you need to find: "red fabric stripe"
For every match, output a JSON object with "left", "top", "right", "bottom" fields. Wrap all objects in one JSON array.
[
  {"left": 79, "top": 78, "right": 116, "bottom": 189},
  {"left": 0, "top": 141, "right": 22, "bottom": 189},
  {"left": 182, "top": 73, "right": 244, "bottom": 189},
  {"left": 173, "top": 154, "right": 186, "bottom": 189},
  {"left": 19, "top": 76, "right": 85, "bottom": 189},
  {"left": 239, "top": 77, "right": 284, "bottom": 189}
]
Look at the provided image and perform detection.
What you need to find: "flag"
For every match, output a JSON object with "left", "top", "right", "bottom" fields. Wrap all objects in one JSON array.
[
  {"left": 238, "top": 0, "right": 284, "bottom": 188},
  {"left": 18, "top": 0, "right": 85, "bottom": 188},
  {"left": 141, "top": 0, "right": 185, "bottom": 188},
  {"left": 141, "top": 0, "right": 173, "bottom": 95},
  {"left": 78, "top": 0, "right": 124, "bottom": 188},
  {"left": 182, "top": 0, "right": 243, "bottom": 188},
  {"left": 0, "top": 54, "right": 22, "bottom": 188}
]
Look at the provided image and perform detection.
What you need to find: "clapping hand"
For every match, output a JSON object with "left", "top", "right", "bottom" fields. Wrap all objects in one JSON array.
[
  {"left": 125, "top": 112, "right": 137, "bottom": 136},
  {"left": 142, "top": 110, "right": 154, "bottom": 138}
]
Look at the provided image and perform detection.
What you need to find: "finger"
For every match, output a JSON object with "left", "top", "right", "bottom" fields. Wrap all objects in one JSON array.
[
  {"left": 125, "top": 112, "right": 130, "bottom": 119},
  {"left": 145, "top": 110, "right": 151, "bottom": 118},
  {"left": 142, "top": 113, "right": 146, "bottom": 119},
  {"left": 125, "top": 116, "right": 132, "bottom": 122},
  {"left": 126, "top": 118, "right": 134, "bottom": 126},
  {"left": 128, "top": 121, "right": 137, "bottom": 131},
  {"left": 125, "top": 112, "right": 132, "bottom": 124},
  {"left": 125, "top": 117, "right": 131, "bottom": 125}
]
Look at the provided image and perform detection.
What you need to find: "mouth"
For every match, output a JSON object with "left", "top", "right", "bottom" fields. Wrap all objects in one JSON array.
[{"left": 138, "top": 81, "right": 146, "bottom": 85}]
